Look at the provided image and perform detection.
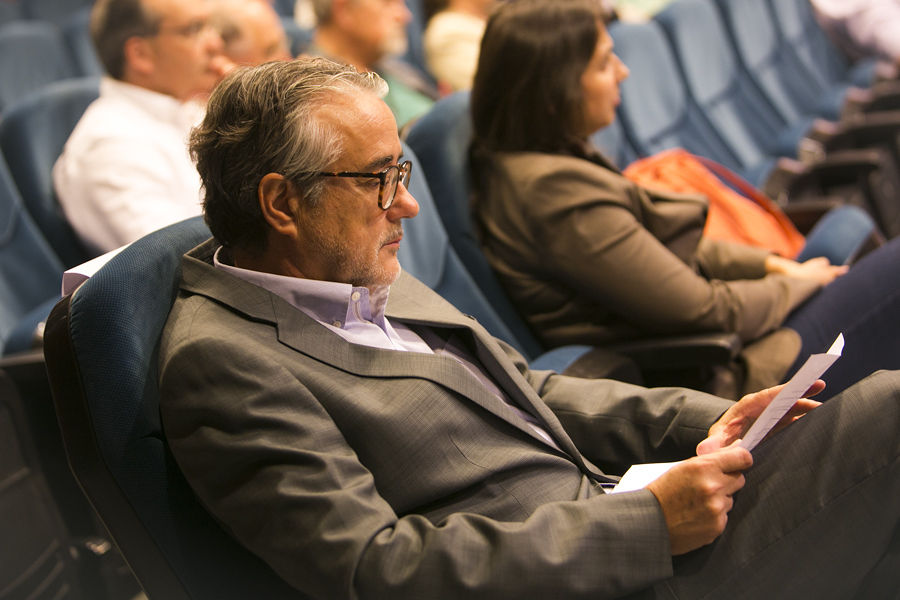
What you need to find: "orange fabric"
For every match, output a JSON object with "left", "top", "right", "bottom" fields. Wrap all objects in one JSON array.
[{"left": 623, "top": 149, "right": 805, "bottom": 258}]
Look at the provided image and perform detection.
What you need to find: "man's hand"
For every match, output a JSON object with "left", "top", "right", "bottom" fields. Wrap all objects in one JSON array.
[
  {"left": 647, "top": 444, "right": 752, "bottom": 555},
  {"left": 697, "top": 381, "right": 824, "bottom": 455}
]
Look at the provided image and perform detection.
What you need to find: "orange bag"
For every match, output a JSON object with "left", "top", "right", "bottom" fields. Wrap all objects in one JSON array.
[{"left": 623, "top": 149, "right": 805, "bottom": 258}]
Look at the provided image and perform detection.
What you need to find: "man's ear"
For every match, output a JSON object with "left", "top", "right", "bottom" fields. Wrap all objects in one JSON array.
[
  {"left": 123, "top": 36, "right": 155, "bottom": 78},
  {"left": 258, "top": 173, "right": 302, "bottom": 238}
]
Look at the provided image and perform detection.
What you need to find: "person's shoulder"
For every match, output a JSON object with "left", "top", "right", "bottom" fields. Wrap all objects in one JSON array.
[{"left": 492, "top": 150, "right": 618, "bottom": 188}]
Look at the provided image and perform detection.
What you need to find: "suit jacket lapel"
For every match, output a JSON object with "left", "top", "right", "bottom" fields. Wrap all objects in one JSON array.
[{"left": 181, "top": 250, "right": 571, "bottom": 453}]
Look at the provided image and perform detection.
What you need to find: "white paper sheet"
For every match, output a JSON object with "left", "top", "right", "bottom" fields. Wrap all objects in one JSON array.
[
  {"left": 608, "top": 334, "right": 844, "bottom": 494},
  {"left": 609, "top": 461, "right": 681, "bottom": 494},
  {"left": 738, "top": 333, "right": 843, "bottom": 451}
]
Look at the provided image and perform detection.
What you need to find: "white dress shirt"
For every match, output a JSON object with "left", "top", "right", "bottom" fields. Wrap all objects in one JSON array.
[{"left": 53, "top": 77, "right": 205, "bottom": 254}]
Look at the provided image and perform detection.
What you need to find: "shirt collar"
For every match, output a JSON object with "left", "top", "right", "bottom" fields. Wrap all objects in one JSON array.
[{"left": 212, "top": 246, "right": 393, "bottom": 332}]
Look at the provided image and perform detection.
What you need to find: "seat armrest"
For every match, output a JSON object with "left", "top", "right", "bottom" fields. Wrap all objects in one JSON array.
[
  {"left": 854, "top": 80, "right": 900, "bottom": 114},
  {"left": 779, "top": 198, "right": 843, "bottom": 234},
  {"left": 608, "top": 332, "right": 742, "bottom": 370},
  {"left": 763, "top": 151, "right": 881, "bottom": 202},
  {"left": 824, "top": 110, "right": 900, "bottom": 153}
]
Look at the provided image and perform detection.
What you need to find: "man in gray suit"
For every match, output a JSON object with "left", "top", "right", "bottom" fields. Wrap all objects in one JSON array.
[{"left": 159, "top": 56, "right": 900, "bottom": 599}]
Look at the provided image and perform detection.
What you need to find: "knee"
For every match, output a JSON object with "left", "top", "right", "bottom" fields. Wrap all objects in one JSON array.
[{"left": 838, "top": 370, "right": 900, "bottom": 432}]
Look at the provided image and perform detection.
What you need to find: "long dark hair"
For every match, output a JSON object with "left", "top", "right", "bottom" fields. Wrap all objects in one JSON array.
[{"left": 471, "top": 0, "right": 606, "bottom": 156}]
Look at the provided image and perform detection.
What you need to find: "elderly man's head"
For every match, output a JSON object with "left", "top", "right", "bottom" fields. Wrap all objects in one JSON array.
[
  {"left": 191, "top": 58, "right": 419, "bottom": 289},
  {"left": 213, "top": 0, "right": 293, "bottom": 65},
  {"left": 91, "top": 0, "right": 230, "bottom": 101},
  {"left": 311, "top": 0, "right": 411, "bottom": 69}
]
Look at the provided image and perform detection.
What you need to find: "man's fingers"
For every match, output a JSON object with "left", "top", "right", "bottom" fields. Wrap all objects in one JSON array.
[
  {"left": 709, "top": 445, "right": 753, "bottom": 473},
  {"left": 803, "top": 379, "right": 826, "bottom": 398}
]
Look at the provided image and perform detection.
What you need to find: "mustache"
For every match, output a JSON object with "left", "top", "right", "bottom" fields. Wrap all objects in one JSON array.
[{"left": 382, "top": 227, "right": 403, "bottom": 245}]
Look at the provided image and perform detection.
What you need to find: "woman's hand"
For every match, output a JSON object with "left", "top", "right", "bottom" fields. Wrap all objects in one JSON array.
[{"left": 765, "top": 255, "right": 848, "bottom": 286}]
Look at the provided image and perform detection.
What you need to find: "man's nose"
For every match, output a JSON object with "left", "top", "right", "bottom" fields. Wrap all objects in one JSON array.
[{"left": 389, "top": 182, "right": 419, "bottom": 219}]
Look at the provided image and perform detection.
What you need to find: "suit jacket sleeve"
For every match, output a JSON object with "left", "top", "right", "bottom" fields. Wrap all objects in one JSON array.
[{"left": 159, "top": 297, "right": 724, "bottom": 599}]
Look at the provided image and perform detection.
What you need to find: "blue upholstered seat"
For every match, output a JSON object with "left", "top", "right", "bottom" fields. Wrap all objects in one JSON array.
[{"left": 0, "top": 77, "right": 99, "bottom": 268}]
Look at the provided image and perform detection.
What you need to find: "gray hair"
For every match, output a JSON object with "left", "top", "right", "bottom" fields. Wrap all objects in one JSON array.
[
  {"left": 90, "top": 0, "right": 161, "bottom": 79},
  {"left": 190, "top": 56, "right": 388, "bottom": 253}
]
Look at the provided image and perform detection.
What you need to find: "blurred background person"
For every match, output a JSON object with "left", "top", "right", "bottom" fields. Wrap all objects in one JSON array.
[
  {"left": 213, "top": 0, "right": 293, "bottom": 65},
  {"left": 422, "top": 0, "right": 494, "bottom": 92},
  {"left": 53, "top": 0, "right": 232, "bottom": 255},
  {"left": 306, "top": 0, "right": 438, "bottom": 129},
  {"left": 811, "top": 0, "right": 900, "bottom": 64}
]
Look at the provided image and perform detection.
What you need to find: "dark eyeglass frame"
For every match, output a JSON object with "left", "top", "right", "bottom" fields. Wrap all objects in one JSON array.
[{"left": 313, "top": 160, "right": 412, "bottom": 210}]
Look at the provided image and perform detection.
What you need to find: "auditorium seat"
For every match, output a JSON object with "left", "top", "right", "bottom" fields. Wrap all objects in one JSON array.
[
  {"left": 0, "top": 77, "right": 99, "bottom": 268},
  {"left": 44, "top": 216, "right": 308, "bottom": 600},
  {"left": 0, "top": 21, "right": 79, "bottom": 113},
  {"left": 61, "top": 6, "right": 103, "bottom": 77},
  {"left": 0, "top": 152, "right": 61, "bottom": 357}
]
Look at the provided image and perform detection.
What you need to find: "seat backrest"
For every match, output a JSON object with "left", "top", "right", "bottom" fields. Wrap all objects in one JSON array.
[
  {"left": 0, "top": 21, "right": 79, "bottom": 113},
  {"left": 608, "top": 19, "right": 744, "bottom": 172},
  {"left": 712, "top": 0, "right": 813, "bottom": 124},
  {"left": 0, "top": 77, "right": 99, "bottom": 268},
  {"left": 43, "top": 217, "right": 307, "bottom": 600},
  {"left": 0, "top": 369, "right": 84, "bottom": 600},
  {"left": 402, "top": 0, "right": 432, "bottom": 86},
  {"left": 61, "top": 6, "right": 103, "bottom": 77},
  {"left": 0, "top": 153, "right": 62, "bottom": 355},
  {"left": 20, "top": 0, "right": 93, "bottom": 25},
  {"left": 271, "top": 0, "right": 295, "bottom": 16},
  {"left": 398, "top": 141, "right": 530, "bottom": 352},
  {"left": 767, "top": 0, "right": 874, "bottom": 89},
  {"left": 654, "top": 0, "right": 781, "bottom": 166},
  {"left": 280, "top": 16, "right": 313, "bottom": 56},
  {"left": 405, "top": 91, "right": 547, "bottom": 360},
  {"left": 0, "top": 0, "right": 21, "bottom": 25}
]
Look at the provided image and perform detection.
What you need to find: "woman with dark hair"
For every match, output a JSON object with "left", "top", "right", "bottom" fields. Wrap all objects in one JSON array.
[{"left": 471, "top": 0, "right": 900, "bottom": 398}]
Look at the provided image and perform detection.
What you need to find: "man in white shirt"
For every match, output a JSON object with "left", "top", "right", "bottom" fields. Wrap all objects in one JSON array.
[{"left": 53, "top": 0, "right": 232, "bottom": 255}]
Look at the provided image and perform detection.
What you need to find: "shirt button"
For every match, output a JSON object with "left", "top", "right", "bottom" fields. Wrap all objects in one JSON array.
[
  {"left": 332, "top": 320, "right": 342, "bottom": 328},
  {"left": 351, "top": 291, "right": 361, "bottom": 302}
]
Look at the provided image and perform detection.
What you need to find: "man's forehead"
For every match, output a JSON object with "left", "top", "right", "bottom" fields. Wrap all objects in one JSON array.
[
  {"left": 315, "top": 92, "right": 402, "bottom": 166},
  {"left": 144, "top": 0, "right": 212, "bottom": 21}
]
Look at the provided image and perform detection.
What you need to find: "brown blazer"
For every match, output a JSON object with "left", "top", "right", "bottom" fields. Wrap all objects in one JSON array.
[
  {"left": 158, "top": 239, "right": 734, "bottom": 599},
  {"left": 475, "top": 150, "right": 822, "bottom": 393}
]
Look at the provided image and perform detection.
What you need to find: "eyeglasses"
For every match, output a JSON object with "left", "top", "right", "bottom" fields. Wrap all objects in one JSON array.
[
  {"left": 314, "top": 160, "right": 412, "bottom": 210},
  {"left": 149, "top": 18, "right": 212, "bottom": 40}
]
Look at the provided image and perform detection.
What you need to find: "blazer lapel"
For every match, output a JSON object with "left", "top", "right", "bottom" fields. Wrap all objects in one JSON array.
[{"left": 182, "top": 253, "right": 569, "bottom": 453}]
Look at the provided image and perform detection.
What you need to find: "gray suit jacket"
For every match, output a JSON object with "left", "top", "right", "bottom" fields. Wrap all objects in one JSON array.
[{"left": 158, "top": 239, "right": 734, "bottom": 599}]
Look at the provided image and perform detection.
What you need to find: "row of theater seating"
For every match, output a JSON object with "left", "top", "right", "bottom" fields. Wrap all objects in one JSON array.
[
  {"left": 0, "top": 0, "right": 433, "bottom": 115},
  {"left": 593, "top": 0, "right": 900, "bottom": 239},
  {"left": 0, "top": 0, "right": 892, "bottom": 596},
  {"left": 1, "top": 6, "right": 136, "bottom": 598}
]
